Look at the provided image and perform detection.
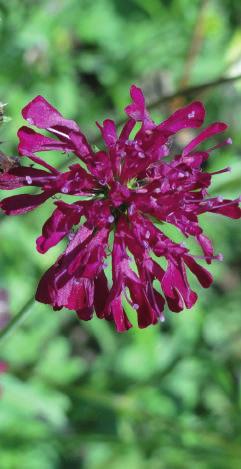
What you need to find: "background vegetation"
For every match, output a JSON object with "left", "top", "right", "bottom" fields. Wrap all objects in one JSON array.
[{"left": 0, "top": 0, "right": 241, "bottom": 468}]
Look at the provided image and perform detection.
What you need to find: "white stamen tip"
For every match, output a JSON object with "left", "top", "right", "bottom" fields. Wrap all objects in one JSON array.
[
  {"left": 188, "top": 111, "right": 195, "bottom": 119},
  {"left": 132, "top": 303, "right": 139, "bottom": 310},
  {"left": 138, "top": 188, "right": 148, "bottom": 193},
  {"left": 47, "top": 127, "right": 70, "bottom": 140},
  {"left": 108, "top": 215, "right": 115, "bottom": 223},
  {"left": 129, "top": 205, "right": 135, "bottom": 216},
  {"left": 25, "top": 176, "right": 32, "bottom": 184},
  {"left": 68, "top": 232, "right": 75, "bottom": 241}
]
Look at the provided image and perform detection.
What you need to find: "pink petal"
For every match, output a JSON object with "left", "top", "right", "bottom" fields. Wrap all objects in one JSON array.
[
  {"left": 22, "top": 95, "right": 79, "bottom": 132},
  {"left": 158, "top": 101, "right": 205, "bottom": 133},
  {"left": 18, "top": 126, "right": 72, "bottom": 157},
  {"left": 96, "top": 119, "right": 117, "bottom": 147},
  {"left": 125, "top": 85, "right": 151, "bottom": 124},
  {"left": 182, "top": 122, "right": 228, "bottom": 157},
  {"left": 119, "top": 118, "right": 136, "bottom": 141},
  {"left": 0, "top": 361, "right": 8, "bottom": 373}
]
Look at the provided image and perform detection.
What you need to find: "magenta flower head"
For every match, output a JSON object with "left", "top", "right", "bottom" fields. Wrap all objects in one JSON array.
[{"left": 1, "top": 86, "right": 240, "bottom": 331}]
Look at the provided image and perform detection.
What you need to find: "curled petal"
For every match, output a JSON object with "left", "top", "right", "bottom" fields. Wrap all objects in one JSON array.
[
  {"left": 161, "top": 259, "right": 197, "bottom": 311},
  {"left": 36, "top": 226, "right": 96, "bottom": 309},
  {"left": 36, "top": 202, "right": 82, "bottom": 253},
  {"left": 127, "top": 279, "right": 159, "bottom": 328},
  {"left": 22, "top": 95, "right": 79, "bottom": 132},
  {"left": 18, "top": 126, "right": 72, "bottom": 157},
  {"left": 125, "top": 85, "right": 152, "bottom": 125}
]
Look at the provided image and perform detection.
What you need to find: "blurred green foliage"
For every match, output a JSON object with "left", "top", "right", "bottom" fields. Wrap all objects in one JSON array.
[{"left": 0, "top": 0, "right": 241, "bottom": 468}]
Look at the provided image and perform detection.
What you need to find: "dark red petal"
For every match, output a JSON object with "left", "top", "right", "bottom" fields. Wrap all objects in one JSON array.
[
  {"left": 127, "top": 279, "right": 158, "bottom": 328},
  {"left": 63, "top": 278, "right": 94, "bottom": 311},
  {"left": 209, "top": 202, "right": 241, "bottom": 219},
  {"left": 36, "top": 203, "right": 82, "bottom": 254},
  {"left": 35, "top": 263, "right": 56, "bottom": 305},
  {"left": 1, "top": 191, "right": 52, "bottom": 215},
  {"left": 76, "top": 306, "right": 94, "bottom": 321},
  {"left": 197, "top": 234, "right": 214, "bottom": 264},
  {"left": 184, "top": 255, "right": 213, "bottom": 288},
  {"left": 94, "top": 270, "right": 109, "bottom": 318},
  {"left": 0, "top": 166, "right": 52, "bottom": 190},
  {"left": 111, "top": 297, "right": 132, "bottom": 332}
]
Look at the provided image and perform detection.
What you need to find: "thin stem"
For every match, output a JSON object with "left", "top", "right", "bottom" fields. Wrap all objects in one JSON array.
[
  {"left": 0, "top": 295, "right": 35, "bottom": 344},
  {"left": 178, "top": 0, "right": 209, "bottom": 89}
]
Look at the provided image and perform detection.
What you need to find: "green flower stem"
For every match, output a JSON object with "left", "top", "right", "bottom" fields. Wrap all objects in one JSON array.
[{"left": 0, "top": 295, "right": 35, "bottom": 345}]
